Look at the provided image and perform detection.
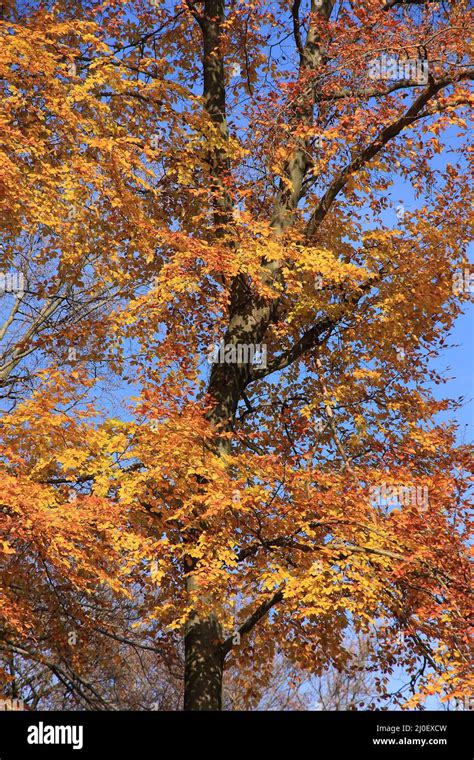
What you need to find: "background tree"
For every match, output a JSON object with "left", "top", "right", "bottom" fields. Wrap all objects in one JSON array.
[
  {"left": 1, "top": 0, "right": 472, "bottom": 711},
  {"left": 223, "top": 634, "right": 377, "bottom": 710}
]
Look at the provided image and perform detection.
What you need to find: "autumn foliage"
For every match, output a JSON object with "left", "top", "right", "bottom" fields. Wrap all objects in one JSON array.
[{"left": 0, "top": 0, "right": 472, "bottom": 710}]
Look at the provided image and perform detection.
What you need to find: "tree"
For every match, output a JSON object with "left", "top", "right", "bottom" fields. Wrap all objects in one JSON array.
[
  {"left": 1, "top": 0, "right": 472, "bottom": 711},
  {"left": 223, "top": 634, "right": 377, "bottom": 710}
]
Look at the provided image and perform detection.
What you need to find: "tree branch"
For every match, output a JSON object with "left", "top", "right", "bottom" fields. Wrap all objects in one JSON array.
[
  {"left": 221, "top": 590, "right": 284, "bottom": 656},
  {"left": 305, "top": 69, "right": 474, "bottom": 237}
]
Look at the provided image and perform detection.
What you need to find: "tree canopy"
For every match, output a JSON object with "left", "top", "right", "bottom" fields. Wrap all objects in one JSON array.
[{"left": 0, "top": 0, "right": 472, "bottom": 710}]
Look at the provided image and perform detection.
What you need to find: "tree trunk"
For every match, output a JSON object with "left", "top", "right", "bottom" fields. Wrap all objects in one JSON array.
[
  {"left": 184, "top": 615, "right": 224, "bottom": 710},
  {"left": 181, "top": 0, "right": 230, "bottom": 712}
]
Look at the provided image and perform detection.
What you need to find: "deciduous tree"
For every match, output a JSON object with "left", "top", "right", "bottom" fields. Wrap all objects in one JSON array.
[{"left": 1, "top": 0, "right": 472, "bottom": 711}]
